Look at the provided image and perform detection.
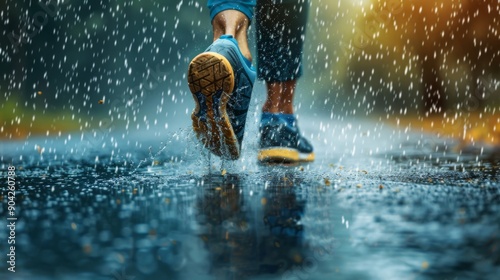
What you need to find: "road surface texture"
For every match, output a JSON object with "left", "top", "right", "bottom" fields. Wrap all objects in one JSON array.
[{"left": 1, "top": 115, "right": 499, "bottom": 280}]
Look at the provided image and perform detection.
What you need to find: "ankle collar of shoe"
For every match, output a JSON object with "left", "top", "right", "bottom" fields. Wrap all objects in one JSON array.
[
  {"left": 260, "top": 113, "right": 297, "bottom": 128},
  {"left": 218, "top": 34, "right": 253, "bottom": 69}
]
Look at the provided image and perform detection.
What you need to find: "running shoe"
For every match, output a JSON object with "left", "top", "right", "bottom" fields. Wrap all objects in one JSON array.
[
  {"left": 258, "top": 118, "right": 314, "bottom": 163},
  {"left": 188, "top": 35, "right": 256, "bottom": 160}
]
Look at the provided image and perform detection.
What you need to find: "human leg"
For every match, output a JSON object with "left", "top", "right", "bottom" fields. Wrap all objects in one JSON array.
[
  {"left": 256, "top": 0, "right": 314, "bottom": 163},
  {"left": 262, "top": 80, "right": 296, "bottom": 114},
  {"left": 255, "top": 0, "right": 309, "bottom": 83},
  {"left": 208, "top": 0, "right": 255, "bottom": 60},
  {"left": 211, "top": 10, "right": 252, "bottom": 62}
]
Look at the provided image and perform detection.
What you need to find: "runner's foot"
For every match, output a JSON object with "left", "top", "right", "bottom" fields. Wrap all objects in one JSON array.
[
  {"left": 258, "top": 113, "right": 314, "bottom": 163},
  {"left": 188, "top": 35, "right": 256, "bottom": 160}
]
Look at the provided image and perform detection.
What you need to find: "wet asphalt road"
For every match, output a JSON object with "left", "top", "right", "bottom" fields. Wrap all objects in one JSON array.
[{"left": 0, "top": 116, "right": 499, "bottom": 280}]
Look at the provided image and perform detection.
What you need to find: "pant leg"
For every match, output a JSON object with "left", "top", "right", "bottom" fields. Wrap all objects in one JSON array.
[
  {"left": 208, "top": 0, "right": 257, "bottom": 22},
  {"left": 255, "top": 0, "right": 310, "bottom": 82}
]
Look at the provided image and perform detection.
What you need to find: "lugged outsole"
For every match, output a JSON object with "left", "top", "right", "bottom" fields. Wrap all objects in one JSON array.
[{"left": 187, "top": 52, "right": 240, "bottom": 160}]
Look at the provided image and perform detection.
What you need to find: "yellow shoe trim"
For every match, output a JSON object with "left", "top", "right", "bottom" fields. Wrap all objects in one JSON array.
[
  {"left": 299, "top": 152, "right": 315, "bottom": 162},
  {"left": 258, "top": 148, "right": 300, "bottom": 163}
]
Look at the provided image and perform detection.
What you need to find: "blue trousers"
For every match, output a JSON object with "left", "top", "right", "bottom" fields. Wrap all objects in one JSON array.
[{"left": 207, "top": 0, "right": 310, "bottom": 82}]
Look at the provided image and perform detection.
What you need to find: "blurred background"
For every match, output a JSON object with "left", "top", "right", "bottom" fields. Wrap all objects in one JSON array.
[{"left": 1, "top": 0, "right": 499, "bottom": 144}]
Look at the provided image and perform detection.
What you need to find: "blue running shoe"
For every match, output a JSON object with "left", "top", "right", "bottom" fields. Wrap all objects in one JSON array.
[
  {"left": 258, "top": 115, "right": 314, "bottom": 163},
  {"left": 188, "top": 35, "right": 256, "bottom": 160}
]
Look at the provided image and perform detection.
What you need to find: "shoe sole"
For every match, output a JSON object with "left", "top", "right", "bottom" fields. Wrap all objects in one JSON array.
[
  {"left": 258, "top": 148, "right": 315, "bottom": 163},
  {"left": 188, "top": 52, "right": 240, "bottom": 160}
]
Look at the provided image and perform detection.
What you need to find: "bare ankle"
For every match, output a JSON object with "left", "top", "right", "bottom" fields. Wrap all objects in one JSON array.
[{"left": 212, "top": 10, "right": 252, "bottom": 62}]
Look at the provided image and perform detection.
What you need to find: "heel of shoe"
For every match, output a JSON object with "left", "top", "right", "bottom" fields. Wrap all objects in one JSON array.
[{"left": 188, "top": 52, "right": 241, "bottom": 159}]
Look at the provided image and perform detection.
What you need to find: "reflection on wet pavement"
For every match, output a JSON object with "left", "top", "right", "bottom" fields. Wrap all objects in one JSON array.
[{"left": 0, "top": 119, "right": 499, "bottom": 280}]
